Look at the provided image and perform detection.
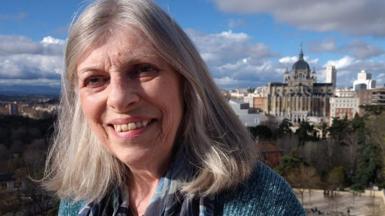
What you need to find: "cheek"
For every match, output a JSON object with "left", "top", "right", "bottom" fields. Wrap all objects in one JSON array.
[
  {"left": 159, "top": 85, "right": 183, "bottom": 131},
  {"left": 80, "top": 93, "right": 93, "bottom": 118},
  {"left": 79, "top": 92, "right": 105, "bottom": 130},
  {"left": 142, "top": 77, "right": 183, "bottom": 132}
]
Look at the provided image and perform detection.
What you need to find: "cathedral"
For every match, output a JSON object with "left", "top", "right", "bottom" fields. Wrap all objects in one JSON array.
[{"left": 266, "top": 49, "right": 335, "bottom": 122}]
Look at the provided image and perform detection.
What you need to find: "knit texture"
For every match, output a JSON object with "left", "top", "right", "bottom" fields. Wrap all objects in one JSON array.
[
  {"left": 215, "top": 162, "right": 305, "bottom": 215},
  {"left": 58, "top": 162, "right": 305, "bottom": 216}
]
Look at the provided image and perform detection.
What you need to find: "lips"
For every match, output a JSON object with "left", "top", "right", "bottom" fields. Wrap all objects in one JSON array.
[{"left": 113, "top": 120, "right": 150, "bottom": 132}]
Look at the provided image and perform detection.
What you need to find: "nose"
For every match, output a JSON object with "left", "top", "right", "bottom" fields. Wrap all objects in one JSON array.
[{"left": 107, "top": 77, "right": 139, "bottom": 112}]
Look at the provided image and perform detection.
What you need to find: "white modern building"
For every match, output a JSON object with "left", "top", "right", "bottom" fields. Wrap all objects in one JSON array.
[
  {"left": 353, "top": 70, "right": 376, "bottom": 91},
  {"left": 325, "top": 65, "right": 337, "bottom": 88}
]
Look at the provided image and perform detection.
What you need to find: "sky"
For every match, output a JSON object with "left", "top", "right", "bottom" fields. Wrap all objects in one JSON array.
[{"left": 1, "top": 0, "right": 385, "bottom": 93}]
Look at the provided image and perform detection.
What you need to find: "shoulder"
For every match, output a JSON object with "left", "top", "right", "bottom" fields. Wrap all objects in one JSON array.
[
  {"left": 58, "top": 199, "right": 85, "bottom": 216},
  {"left": 216, "top": 162, "right": 305, "bottom": 216}
]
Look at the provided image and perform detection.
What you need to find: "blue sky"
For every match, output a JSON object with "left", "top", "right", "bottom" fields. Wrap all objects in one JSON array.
[{"left": 1, "top": 0, "right": 385, "bottom": 92}]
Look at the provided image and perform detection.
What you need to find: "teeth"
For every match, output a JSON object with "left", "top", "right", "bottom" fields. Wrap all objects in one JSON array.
[
  {"left": 116, "top": 125, "right": 122, "bottom": 132},
  {"left": 121, "top": 124, "right": 127, "bottom": 131},
  {"left": 128, "top": 123, "right": 136, "bottom": 130},
  {"left": 113, "top": 120, "right": 150, "bottom": 133}
]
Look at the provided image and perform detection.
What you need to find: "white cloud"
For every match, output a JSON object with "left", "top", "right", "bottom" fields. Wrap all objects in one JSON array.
[
  {"left": 321, "top": 56, "right": 385, "bottom": 87},
  {"left": 0, "top": 78, "right": 60, "bottom": 87},
  {"left": 0, "top": 35, "right": 40, "bottom": 55},
  {"left": 279, "top": 55, "right": 318, "bottom": 65},
  {"left": 41, "top": 36, "right": 65, "bottom": 45},
  {"left": 218, "top": 30, "right": 248, "bottom": 41},
  {"left": 187, "top": 29, "right": 274, "bottom": 65},
  {"left": 187, "top": 29, "right": 339, "bottom": 88},
  {"left": 212, "top": 0, "right": 385, "bottom": 37},
  {"left": 0, "top": 54, "right": 63, "bottom": 79},
  {"left": 187, "top": 29, "right": 278, "bottom": 88},
  {"left": 345, "top": 41, "right": 384, "bottom": 59},
  {"left": 0, "top": 35, "right": 64, "bottom": 81},
  {"left": 40, "top": 36, "right": 65, "bottom": 56},
  {"left": 279, "top": 56, "right": 297, "bottom": 64},
  {"left": 307, "top": 58, "right": 319, "bottom": 65},
  {"left": 217, "top": 58, "right": 273, "bottom": 75},
  {"left": 324, "top": 56, "right": 356, "bottom": 70},
  {"left": 309, "top": 39, "right": 384, "bottom": 59},
  {"left": 214, "top": 76, "right": 238, "bottom": 86}
]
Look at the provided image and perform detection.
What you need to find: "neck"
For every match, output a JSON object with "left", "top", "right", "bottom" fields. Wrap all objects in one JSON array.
[
  {"left": 126, "top": 155, "right": 172, "bottom": 215},
  {"left": 125, "top": 146, "right": 177, "bottom": 215},
  {"left": 128, "top": 171, "right": 160, "bottom": 216}
]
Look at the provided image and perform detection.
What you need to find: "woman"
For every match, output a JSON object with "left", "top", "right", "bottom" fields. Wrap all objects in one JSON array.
[{"left": 43, "top": 0, "right": 305, "bottom": 215}]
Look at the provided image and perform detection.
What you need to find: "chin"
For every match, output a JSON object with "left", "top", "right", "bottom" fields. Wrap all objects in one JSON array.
[{"left": 110, "top": 144, "right": 153, "bottom": 164}]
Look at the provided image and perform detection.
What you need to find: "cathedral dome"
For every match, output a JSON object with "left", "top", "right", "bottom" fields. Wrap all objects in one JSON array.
[
  {"left": 292, "top": 48, "right": 310, "bottom": 71},
  {"left": 292, "top": 59, "right": 310, "bottom": 71}
]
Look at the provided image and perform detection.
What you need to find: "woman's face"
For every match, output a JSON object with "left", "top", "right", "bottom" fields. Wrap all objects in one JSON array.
[{"left": 77, "top": 26, "right": 183, "bottom": 170}]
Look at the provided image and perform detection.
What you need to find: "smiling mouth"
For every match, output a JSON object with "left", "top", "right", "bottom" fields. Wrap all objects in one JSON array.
[{"left": 112, "top": 120, "right": 151, "bottom": 133}]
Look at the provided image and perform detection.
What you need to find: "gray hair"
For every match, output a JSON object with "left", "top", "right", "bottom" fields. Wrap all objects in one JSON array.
[{"left": 44, "top": 0, "right": 257, "bottom": 202}]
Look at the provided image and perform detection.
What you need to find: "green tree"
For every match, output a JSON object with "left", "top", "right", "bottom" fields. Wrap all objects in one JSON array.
[
  {"left": 295, "top": 121, "right": 316, "bottom": 147},
  {"left": 328, "top": 117, "right": 352, "bottom": 146},
  {"left": 352, "top": 119, "right": 382, "bottom": 190},
  {"left": 361, "top": 104, "right": 385, "bottom": 115},
  {"left": 248, "top": 125, "right": 273, "bottom": 141},
  {"left": 351, "top": 114, "right": 365, "bottom": 130},
  {"left": 276, "top": 154, "right": 304, "bottom": 177},
  {"left": 276, "top": 155, "right": 320, "bottom": 203},
  {"left": 365, "top": 112, "right": 385, "bottom": 187},
  {"left": 277, "top": 118, "right": 293, "bottom": 137}
]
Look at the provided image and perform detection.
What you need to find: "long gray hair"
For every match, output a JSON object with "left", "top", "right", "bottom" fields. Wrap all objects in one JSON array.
[{"left": 44, "top": 0, "right": 257, "bottom": 202}]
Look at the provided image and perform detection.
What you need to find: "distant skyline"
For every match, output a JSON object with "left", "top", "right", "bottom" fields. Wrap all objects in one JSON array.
[{"left": 1, "top": 0, "right": 385, "bottom": 94}]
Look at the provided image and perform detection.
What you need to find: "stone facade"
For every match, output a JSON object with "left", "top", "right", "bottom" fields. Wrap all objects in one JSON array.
[
  {"left": 330, "top": 96, "right": 360, "bottom": 124},
  {"left": 266, "top": 50, "right": 335, "bottom": 122}
]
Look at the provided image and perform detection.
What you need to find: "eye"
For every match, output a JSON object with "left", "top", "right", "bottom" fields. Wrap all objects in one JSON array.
[
  {"left": 129, "top": 63, "right": 159, "bottom": 80},
  {"left": 84, "top": 75, "right": 109, "bottom": 88}
]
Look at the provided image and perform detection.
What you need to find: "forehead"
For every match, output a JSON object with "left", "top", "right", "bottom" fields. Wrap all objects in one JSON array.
[{"left": 77, "top": 26, "right": 158, "bottom": 69}]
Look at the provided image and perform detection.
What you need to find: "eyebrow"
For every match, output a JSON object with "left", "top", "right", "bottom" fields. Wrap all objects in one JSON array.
[
  {"left": 77, "top": 67, "right": 106, "bottom": 76},
  {"left": 77, "top": 54, "right": 163, "bottom": 75}
]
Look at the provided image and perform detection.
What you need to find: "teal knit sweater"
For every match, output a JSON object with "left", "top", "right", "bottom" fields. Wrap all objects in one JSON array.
[{"left": 58, "top": 162, "right": 305, "bottom": 215}]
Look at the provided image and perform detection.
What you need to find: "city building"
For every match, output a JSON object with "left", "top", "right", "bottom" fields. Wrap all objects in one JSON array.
[
  {"left": 252, "top": 97, "right": 267, "bottom": 112},
  {"left": 353, "top": 70, "right": 376, "bottom": 90},
  {"left": 243, "top": 87, "right": 268, "bottom": 112},
  {"left": 229, "top": 88, "right": 249, "bottom": 99},
  {"left": 265, "top": 49, "right": 335, "bottom": 123},
  {"left": 335, "top": 88, "right": 355, "bottom": 97},
  {"left": 356, "top": 88, "right": 385, "bottom": 106},
  {"left": 325, "top": 65, "right": 337, "bottom": 88},
  {"left": 371, "top": 88, "right": 385, "bottom": 105},
  {"left": 8, "top": 102, "right": 18, "bottom": 115},
  {"left": 329, "top": 88, "right": 360, "bottom": 124},
  {"left": 0, "top": 100, "right": 58, "bottom": 118},
  {"left": 228, "top": 100, "right": 264, "bottom": 127}
]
